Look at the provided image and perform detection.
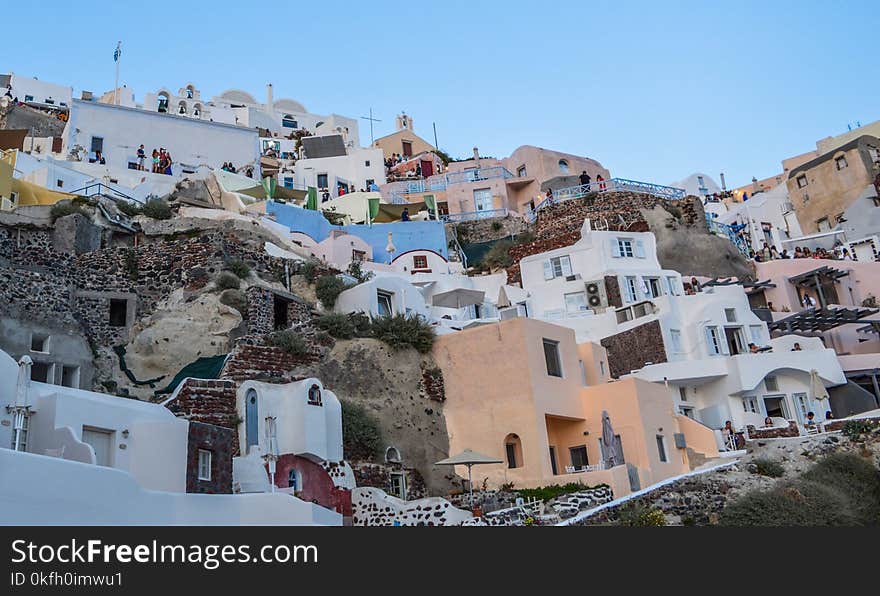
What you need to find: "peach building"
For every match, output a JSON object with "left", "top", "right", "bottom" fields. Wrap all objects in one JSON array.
[
  {"left": 372, "top": 113, "right": 436, "bottom": 161},
  {"left": 433, "top": 317, "right": 718, "bottom": 497}
]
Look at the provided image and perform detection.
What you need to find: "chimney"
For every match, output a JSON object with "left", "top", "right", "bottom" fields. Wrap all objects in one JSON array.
[
  {"left": 719, "top": 172, "right": 727, "bottom": 191},
  {"left": 266, "top": 83, "right": 274, "bottom": 109},
  {"left": 473, "top": 146, "right": 480, "bottom": 168}
]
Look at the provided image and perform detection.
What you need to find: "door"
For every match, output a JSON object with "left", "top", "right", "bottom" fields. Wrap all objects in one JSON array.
[
  {"left": 548, "top": 447, "right": 558, "bottom": 475},
  {"left": 724, "top": 327, "right": 745, "bottom": 354},
  {"left": 82, "top": 427, "right": 113, "bottom": 467},
  {"left": 420, "top": 159, "right": 434, "bottom": 178},
  {"left": 626, "top": 463, "right": 641, "bottom": 491},
  {"left": 473, "top": 188, "right": 493, "bottom": 214},
  {"left": 401, "top": 141, "right": 413, "bottom": 158},
  {"left": 762, "top": 395, "right": 789, "bottom": 419},
  {"left": 246, "top": 389, "right": 259, "bottom": 449}
]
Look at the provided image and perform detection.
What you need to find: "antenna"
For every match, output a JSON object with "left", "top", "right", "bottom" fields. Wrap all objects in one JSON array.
[{"left": 360, "top": 108, "right": 382, "bottom": 145}]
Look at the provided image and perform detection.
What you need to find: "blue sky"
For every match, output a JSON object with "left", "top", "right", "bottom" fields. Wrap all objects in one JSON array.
[{"left": 4, "top": 1, "right": 878, "bottom": 187}]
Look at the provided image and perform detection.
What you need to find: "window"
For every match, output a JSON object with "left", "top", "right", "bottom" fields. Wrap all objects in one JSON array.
[
  {"left": 749, "top": 325, "right": 763, "bottom": 344},
  {"left": 666, "top": 276, "right": 679, "bottom": 296},
  {"left": 558, "top": 159, "right": 570, "bottom": 173},
  {"left": 764, "top": 375, "right": 779, "bottom": 392},
  {"left": 656, "top": 435, "right": 668, "bottom": 462},
  {"left": 543, "top": 255, "right": 572, "bottom": 280},
  {"left": 283, "top": 177, "right": 294, "bottom": 189},
  {"left": 307, "top": 384, "right": 322, "bottom": 406},
  {"left": 377, "top": 291, "right": 393, "bottom": 317},
  {"left": 365, "top": 160, "right": 370, "bottom": 167},
  {"left": 705, "top": 326, "right": 722, "bottom": 355},
  {"left": 517, "top": 165, "right": 527, "bottom": 177},
  {"left": 669, "top": 329, "right": 682, "bottom": 353},
  {"left": 30, "top": 362, "right": 53, "bottom": 383},
  {"left": 197, "top": 449, "right": 212, "bottom": 481},
  {"left": 617, "top": 238, "right": 634, "bottom": 257},
  {"left": 579, "top": 360, "right": 588, "bottom": 386},
  {"left": 282, "top": 114, "right": 298, "bottom": 128},
  {"left": 569, "top": 446, "right": 588, "bottom": 469},
  {"left": 413, "top": 255, "right": 428, "bottom": 269},
  {"left": 389, "top": 472, "right": 407, "bottom": 499},
  {"left": 90, "top": 136, "right": 104, "bottom": 154},
  {"left": 796, "top": 174, "right": 808, "bottom": 188},
  {"left": 679, "top": 386, "right": 688, "bottom": 402},
  {"left": 543, "top": 339, "right": 563, "bottom": 377},
  {"left": 644, "top": 277, "right": 662, "bottom": 299},
  {"left": 56, "top": 179, "right": 64, "bottom": 188},
  {"left": 352, "top": 249, "right": 366, "bottom": 262},
  {"left": 109, "top": 298, "right": 128, "bottom": 327},
  {"left": 288, "top": 469, "right": 300, "bottom": 491},
  {"left": 401, "top": 141, "right": 413, "bottom": 157},
  {"left": 835, "top": 155, "right": 848, "bottom": 170},
  {"left": 793, "top": 392, "right": 811, "bottom": 423},
  {"left": 724, "top": 308, "right": 737, "bottom": 323},
  {"left": 30, "top": 332, "right": 50, "bottom": 353},
  {"left": 743, "top": 396, "right": 760, "bottom": 414},
  {"left": 624, "top": 276, "right": 638, "bottom": 303},
  {"left": 564, "top": 291, "right": 588, "bottom": 314},
  {"left": 61, "top": 365, "right": 80, "bottom": 388},
  {"left": 599, "top": 360, "right": 606, "bottom": 376},
  {"left": 316, "top": 173, "right": 328, "bottom": 188},
  {"left": 816, "top": 217, "right": 830, "bottom": 232},
  {"left": 679, "top": 405, "right": 696, "bottom": 418},
  {"left": 24, "top": 94, "right": 34, "bottom": 102},
  {"left": 504, "top": 434, "right": 522, "bottom": 468}
]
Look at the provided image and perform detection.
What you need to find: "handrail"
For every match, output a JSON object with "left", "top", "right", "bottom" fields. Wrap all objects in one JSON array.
[
  {"left": 705, "top": 213, "right": 750, "bottom": 256},
  {"left": 441, "top": 208, "right": 509, "bottom": 222},
  {"left": 70, "top": 182, "right": 143, "bottom": 205}
]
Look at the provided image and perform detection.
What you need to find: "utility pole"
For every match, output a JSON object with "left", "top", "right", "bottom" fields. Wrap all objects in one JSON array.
[{"left": 360, "top": 108, "right": 381, "bottom": 145}]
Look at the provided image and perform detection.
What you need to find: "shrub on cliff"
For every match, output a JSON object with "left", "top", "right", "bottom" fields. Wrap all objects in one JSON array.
[
  {"left": 219, "top": 289, "right": 247, "bottom": 315},
  {"left": 215, "top": 271, "right": 240, "bottom": 291},
  {"left": 801, "top": 453, "right": 880, "bottom": 524},
  {"left": 266, "top": 330, "right": 310, "bottom": 357},
  {"left": 370, "top": 314, "right": 435, "bottom": 354},
  {"left": 314, "top": 313, "right": 371, "bottom": 339},
  {"left": 341, "top": 399, "right": 382, "bottom": 461},
  {"left": 315, "top": 275, "right": 350, "bottom": 310},
  {"left": 50, "top": 202, "right": 87, "bottom": 222},
  {"left": 142, "top": 198, "right": 172, "bottom": 220},
  {"left": 226, "top": 258, "right": 251, "bottom": 279},
  {"left": 115, "top": 200, "right": 143, "bottom": 217},
  {"left": 720, "top": 480, "right": 856, "bottom": 526},
  {"left": 482, "top": 239, "right": 515, "bottom": 269},
  {"left": 618, "top": 503, "right": 666, "bottom": 526},
  {"left": 751, "top": 458, "right": 785, "bottom": 478}
]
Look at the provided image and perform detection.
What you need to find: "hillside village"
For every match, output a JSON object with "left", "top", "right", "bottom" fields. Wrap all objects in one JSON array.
[{"left": 2, "top": 71, "right": 880, "bottom": 526}]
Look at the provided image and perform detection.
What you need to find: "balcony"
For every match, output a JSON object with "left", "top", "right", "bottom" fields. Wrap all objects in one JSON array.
[{"left": 525, "top": 178, "right": 687, "bottom": 222}]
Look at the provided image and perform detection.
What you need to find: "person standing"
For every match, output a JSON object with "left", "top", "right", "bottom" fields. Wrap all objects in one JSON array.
[
  {"left": 401, "top": 207, "right": 410, "bottom": 222},
  {"left": 136, "top": 144, "right": 146, "bottom": 171},
  {"left": 596, "top": 174, "right": 606, "bottom": 191},
  {"left": 579, "top": 170, "right": 591, "bottom": 189},
  {"left": 151, "top": 149, "right": 159, "bottom": 173}
]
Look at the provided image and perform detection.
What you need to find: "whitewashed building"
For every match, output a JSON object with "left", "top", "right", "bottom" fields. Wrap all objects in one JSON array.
[{"left": 1, "top": 73, "right": 72, "bottom": 107}]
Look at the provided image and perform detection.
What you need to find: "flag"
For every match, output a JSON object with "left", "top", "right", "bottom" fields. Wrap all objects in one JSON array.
[{"left": 113, "top": 42, "right": 122, "bottom": 63}]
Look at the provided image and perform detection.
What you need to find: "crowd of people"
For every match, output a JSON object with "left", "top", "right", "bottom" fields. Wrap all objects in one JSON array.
[
  {"left": 750, "top": 240, "right": 854, "bottom": 262},
  {"left": 132, "top": 145, "right": 174, "bottom": 175}
]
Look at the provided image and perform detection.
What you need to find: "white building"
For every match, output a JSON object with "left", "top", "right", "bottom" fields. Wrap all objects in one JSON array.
[
  {"left": 715, "top": 183, "right": 803, "bottom": 254},
  {"left": 294, "top": 142, "right": 386, "bottom": 197},
  {"left": 0, "top": 351, "right": 340, "bottom": 525},
  {"left": 517, "top": 220, "right": 847, "bottom": 436},
  {"left": 1, "top": 73, "right": 72, "bottom": 107},
  {"left": 63, "top": 99, "right": 261, "bottom": 175},
  {"left": 334, "top": 275, "right": 431, "bottom": 320}
]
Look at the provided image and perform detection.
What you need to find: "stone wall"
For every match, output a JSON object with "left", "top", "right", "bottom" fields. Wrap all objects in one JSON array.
[
  {"left": 604, "top": 275, "right": 622, "bottom": 308},
  {"left": 220, "top": 335, "right": 324, "bottom": 382},
  {"left": 600, "top": 319, "right": 667, "bottom": 378},
  {"left": 351, "top": 487, "right": 471, "bottom": 526},
  {"left": 351, "top": 463, "right": 427, "bottom": 501},
  {"left": 167, "top": 378, "right": 239, "bottom": 430},
  {"left": 745, "top": 421, "right": 800, "bottom": 439},
  {"left": 186, "top": 421, "right": 235, "bottom": 494}
]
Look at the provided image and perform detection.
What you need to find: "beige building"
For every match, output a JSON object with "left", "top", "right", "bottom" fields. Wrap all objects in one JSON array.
[
  {"left": 786, "top": 135, "right": 880, "bottom": 234},
  {"left": 433, "top": 317, "right": 717, "bottom": 497},
  {"left": 372, "top": 113, "right": 436, "bottom": 160}
]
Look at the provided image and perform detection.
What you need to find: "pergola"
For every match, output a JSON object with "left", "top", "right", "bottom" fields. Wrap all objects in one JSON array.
[
  {"left": 787, "top": 266, "right": 851, "bottom": 308},
  {"left": 768, "top": 306, "right": 879, "bottom": 335},
  {"left": 702, "top": 278, "right": 777, "bottom": 295}
]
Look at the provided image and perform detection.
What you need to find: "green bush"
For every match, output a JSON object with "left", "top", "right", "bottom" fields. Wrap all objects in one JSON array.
[
  {"left": 752, "top": 458, "right": 785, "bottom": 478},
  {"left": 115, "top": 200, "right": 143, "bottom": 217},
  {"left": 515, "top": 482, "right": 602, "bottom": 503},
  {"left": 720, "top": 480, "right": 857, "bottom": 526},
  {"left": 226, "top": 258, "right": 251, "bottom": 279},
  {"left": 219, "top": 289, "right": 247, "bottom": 315},
  {"left": 314, "top": 312, "right": 371, "bottom": 339},
  {"left": 50, "top": 202, "right": 87, "bottom": 221},
  {"left": 299, "top": 260, "right": 319, "bottom": 283},
  {"left": 315, "top": 275, "right": 350, "bottom": 310},
  {"left": 618, "top": 503, "right": 666, "bottom": 526},
  {"left": 482, "top": 239, "right": 515, "bottom": 270},
  {"left": 266, "top": 330, "right": 310, "bottom": 356},
  {"left": 491, "top": 220, "right": 503, "bottom": 232},
  {"left": 370, "top": 314, "right": 435, "bottom": 354},
  {"left": 842, "top": 419, "right": 874, "bottom": 440},
  {"left": 141, "top": 198, "right": 172, "bottom": 220},
  {"left": 801, "top": 453, "right": 880, "bottom": 524},
  {"left": 215, "top": 271, "right": 240, "bottom": 290},
  {"left": 341, "top": 400, "right": 382, "bottom": 461}
]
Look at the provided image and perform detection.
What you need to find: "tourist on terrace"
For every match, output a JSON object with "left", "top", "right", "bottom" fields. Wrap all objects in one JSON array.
[
  {"left": 802, "top": 293, "right": 816, "bottom": 309},
  {"left": 780, "top": 249, "right": 790, "bottom": 259},
  {"left": 794, "top": 246, "right": 804, "bottom": 258},
  {"left": 579, "top": 170, "right": 591, "bottom": 188},
  {"left": 825, "top": 411, "right": 834, "bottom": 420},
  {"left": 841, "top": 248, "right": 853, "bottom": 260},
  {"left": 763, "top": 417, "right": 773, "bottom": 428},
  {"left": 137, "top": 145, "right": 146, "bottom": 171},
  {"left": 748, "top": 343, "right": 760, "bottom": 354},
  {"left": 151, "top": 149, "right": 159, "bottom": 173},
  {"left": 401, "top": 207, "right": 410, "bottom": 222},
  {"left": 805, "top": 412, "right": 817, "bottom": 429},
  {"left": 791, "top": 342, "right": 802, "bottom": 351},
  {"left": 596, "top": 174, "right": 606, "bottom": 191},
  {"left": 760, "top": 242, "right": 773, "bottom": 261}
]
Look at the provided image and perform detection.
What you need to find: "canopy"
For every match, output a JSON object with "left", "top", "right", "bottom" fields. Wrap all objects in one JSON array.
[
  {"left": 435, "top": 449, "right": 503, "bottom": 466},
  {"left": 810, "top": 369, "right": 830, "bottom": 402},
  {"left": 432, "top": 288, "right": 485, "bottom": 309},
  {"left": 373, "top": 200, "right": 445, "bottom": 223}
]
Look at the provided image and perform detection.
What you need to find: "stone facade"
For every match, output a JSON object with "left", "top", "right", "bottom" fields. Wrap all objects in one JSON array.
[
  {"left": 600, "top": 319, "right": 668, "bottom": 378},
  {"left": 273, "top": 454, "right": 352, "bottom": 517},
  {"left": 220, "top": 335, "right": 324, "bottom": 382},
  {"left": 167, "top": 378, "right": 239, "bottom": 437},
  {"left": 419, "top": 364, "right": 445, "bottom": 402},
  {"left": 745, "top": 421, "right": 800, "bottom": 439},
  {"left": 186, "top": 421, "right": 235, "bottom": 494},
  {"left": 245, "top": 286, "right": 313, "bottom": 336},
  {"left": 351, "top": 463, "right": 427, "bottom": 501},
  {"left": 604, "top": 275, "right": 622, "bottom": 308}
]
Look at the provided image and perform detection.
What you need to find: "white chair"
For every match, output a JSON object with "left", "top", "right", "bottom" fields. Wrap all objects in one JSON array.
[{"left": 564, "top": 465, "right": 576, "bottom": 474}]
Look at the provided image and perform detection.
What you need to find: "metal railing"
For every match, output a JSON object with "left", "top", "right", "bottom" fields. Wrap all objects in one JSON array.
[
  {"left": 705, "top": 213, "right": 751, "bottom": 256},
  {"left": 524, "top": 178, "right": 688, "bottom": 222},
  {"left": 70, "top": 182, "right": 143, "bottom": 205},
  {"left": 441, "top": 208, "right": 509, "bottom": 222},
  {"left": 444, "top": 166, "right": 513, "bottom": 185}
]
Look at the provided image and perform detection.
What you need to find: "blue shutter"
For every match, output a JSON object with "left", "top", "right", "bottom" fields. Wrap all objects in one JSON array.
[
  {"left": 543, "top": 260, "right": 554, "bottom": 280},
  {"left": 610, "top": 239, "right": 621, "bottom": 258},
  {"left": 635, "top": 240, "right": 646, "bottom": 258}
]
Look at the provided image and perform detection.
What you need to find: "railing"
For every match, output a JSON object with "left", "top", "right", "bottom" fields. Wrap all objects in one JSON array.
[
  {"left": 70, "top": 182, "right": 143, "bottom": 205},
  {"left": 444, "top": 166, "right": 513, "bottom": 186},
  {"left": 524, "top": 178, "right": 687, "bottom": 222},
  {"left": 562, "top": 462, "right": 606, "bottom": 474},
  {"left": 705, "top": 213, "right": 751, "bottom": 256},
  {"left": 441, "top": 208, "right": 509, "bottom": 222}
]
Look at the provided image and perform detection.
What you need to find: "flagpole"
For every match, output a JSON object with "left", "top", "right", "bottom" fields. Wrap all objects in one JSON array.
[{"left": 114, "top": 41, "right": 122, "bottom": 105}]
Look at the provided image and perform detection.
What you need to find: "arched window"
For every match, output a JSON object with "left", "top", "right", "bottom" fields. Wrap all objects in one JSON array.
[
  {"left": 288, "top": 468, "right": 300, "bottom": 491},
  {"left": 157, "top": 92, "right": 169, "bottom": 113},
  {"left": 245, "top": 389, "right": 259, "bottom": 448},
  {"left": 178, "top": 101, "right": 188, "bottom": 115},
  {"left": 192, "top": 103, "right": 202, "bottom": 117},
  {"left": 185, "top": 85, "right": 194, "bottom": 99},
  {"left": 558, "top": 159, "right": 570, "bottom": 174},
  {"left": 307, "top": 384, "right": 322, "bottom": 406},
  {"left": 385, "top": 446, "right": 402, "bottom": 464},
  {"left": 504, "top": 433, "right": 523, "bottom": 469}
]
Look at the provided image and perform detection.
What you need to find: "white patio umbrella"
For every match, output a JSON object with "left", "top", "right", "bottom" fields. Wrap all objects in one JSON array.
[
  {"left": 431, "top": 288, "right": 485, "bottom": 310},
  {"left": 435, "top": 449, "right": 502, "bottom": 508},
  {"left": 601, "top": 410, "right": 624, "bottom": 468},
  {"left": 12, "top": 356, "right": 33, "bottom": 452},
  {"left": 810, "top": 369, "right": 829, "bottom": 403}
]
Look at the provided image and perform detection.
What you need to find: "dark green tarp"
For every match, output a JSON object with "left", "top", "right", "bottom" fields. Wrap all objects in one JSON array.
[{"left": 154, "top": 355, "right": 228, "bottom": 395}]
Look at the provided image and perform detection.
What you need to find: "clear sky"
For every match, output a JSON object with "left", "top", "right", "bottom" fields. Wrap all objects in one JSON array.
[{"left": 3, "top": 1, "right": 878, "bottom": 187}]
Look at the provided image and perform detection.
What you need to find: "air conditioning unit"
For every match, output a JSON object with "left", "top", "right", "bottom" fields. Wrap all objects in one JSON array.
[
  {"left": 585, "top": 279, "right": 608, "bottom": 312},
  {"left": 499, "top": 307, "right": 520, "bottom": 320}
]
